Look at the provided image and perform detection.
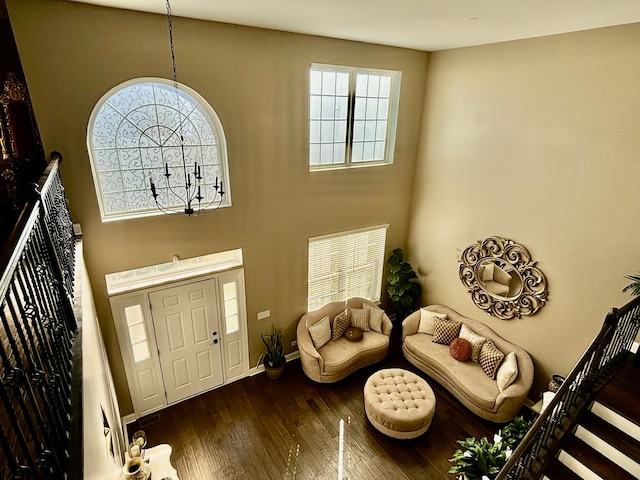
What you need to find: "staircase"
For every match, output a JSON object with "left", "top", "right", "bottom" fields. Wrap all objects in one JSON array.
[{"left": 543, "top": 359, "right": 640, "bottom": 480}]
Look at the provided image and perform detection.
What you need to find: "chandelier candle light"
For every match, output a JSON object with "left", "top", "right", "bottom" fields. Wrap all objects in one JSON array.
[{"left": 149, "top": 0, "right": 225, "bottom": 216}]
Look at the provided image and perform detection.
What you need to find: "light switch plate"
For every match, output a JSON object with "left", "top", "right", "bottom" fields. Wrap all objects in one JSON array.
[{"left": 257, "top": 310, "right": 270, "bottom": 320}]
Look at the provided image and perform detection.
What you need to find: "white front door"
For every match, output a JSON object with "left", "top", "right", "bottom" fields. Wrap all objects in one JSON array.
[{"left": 149, "top": 279, "right": 224, "bottom": 405}]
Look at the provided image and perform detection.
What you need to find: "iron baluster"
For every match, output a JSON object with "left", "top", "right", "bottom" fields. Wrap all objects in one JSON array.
[
  {"left": 33, "top": 180, "right": 76, "bottom": 331},
  {"left": 4, "top": 283, "right": 69, "bottom": 456},
  {"left": 0, "top": 421, "right": 24, "bottom": 478},
  {"left": 0, "top": 364, "right": 40, "bottom": 475},
  {"left": 20, "top": 239, "right": 72, "bottom": 386},
  {"left": 2, "top": 291, "right": 68, "bottom": 470}
]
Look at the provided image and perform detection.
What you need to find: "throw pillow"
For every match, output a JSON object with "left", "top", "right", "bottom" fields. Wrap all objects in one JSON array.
[
  {"left": 418, "top": 308, "right": 448, "bottom": 335},
  {"left": 481, "top": 262, "right": 495, "bottom": 282},
  {"left": 432, "top": 318, "right": 462, "bottom": 345},
  {"left": 308, "top": 315, "right": 331, "bottom": 349},
  {"left": 332, "top": 309, "right": 351, "bottom": 341},
  {"left": 540, "top": 391, "right": 556, "bottom": 413},
  {"left": 349, "top": 308, "right": 370, "bottom": 332},
  {"left": 492, "top": 263, "right": 512, "bottom": 286},
  {"left": 479, "top": 340, "right": 505, "bottom": 379},
  {"left": 459, "top": 324, "right": 487, "bottom": 363},
  {"left": 496, "top": 351, "right": 519, "bottom": 392},
  {"left": 449, "top": 337, "right": 472, "bottom": 361},
  {"left": 364, "top": 304, "right": 384, "bottom": 333}
]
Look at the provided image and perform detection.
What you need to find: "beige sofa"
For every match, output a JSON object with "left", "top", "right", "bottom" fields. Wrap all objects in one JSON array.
[
  {"left": 402, "top": 305, "right": 534, "bottom": 423},
  {"left": 297, "top": 298, "right": 392, "bottom": 383}
]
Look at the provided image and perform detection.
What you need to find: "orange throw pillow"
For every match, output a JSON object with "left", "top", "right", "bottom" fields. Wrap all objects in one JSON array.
[{"left": 449, "top": 337, "right": 472, "bottom": 361}]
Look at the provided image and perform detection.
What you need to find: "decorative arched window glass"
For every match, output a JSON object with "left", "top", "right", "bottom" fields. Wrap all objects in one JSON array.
[{"left": 88, "top": 78, "right": 231, "bottom": 221}]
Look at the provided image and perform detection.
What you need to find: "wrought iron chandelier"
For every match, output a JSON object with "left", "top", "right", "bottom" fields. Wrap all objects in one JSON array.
[{"left": 149, "top": 0, "right": 225, "bottom": 216}]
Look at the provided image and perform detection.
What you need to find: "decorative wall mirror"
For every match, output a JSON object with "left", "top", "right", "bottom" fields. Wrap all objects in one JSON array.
[{"left": 459, "top": 236, "right": 548, "bottom": 320}]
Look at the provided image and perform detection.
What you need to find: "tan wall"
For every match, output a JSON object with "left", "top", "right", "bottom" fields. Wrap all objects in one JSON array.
[
  {"left": 409, "top": 24, "right": 640, "bottom": 395},
  {"left": 7, "top": 0, "right": 428, "bottom": 414}
]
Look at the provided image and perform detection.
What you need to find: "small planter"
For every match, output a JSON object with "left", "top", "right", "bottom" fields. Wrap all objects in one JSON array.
[
  {"left": 264, "top": 363, "right": 285, "bottom": 380},
  {"left": 548, "top": 374, "right": 565, "bottom": 393}
]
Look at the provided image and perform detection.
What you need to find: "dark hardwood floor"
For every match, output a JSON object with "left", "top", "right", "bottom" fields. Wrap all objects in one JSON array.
[{"left": 129, "top": 323, "right": 499, "bottom": 480}]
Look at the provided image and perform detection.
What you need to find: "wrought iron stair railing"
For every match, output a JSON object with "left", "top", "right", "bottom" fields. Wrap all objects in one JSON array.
[
  {"left": 0, "top": 152, "right": 78, "bottom": 479},
  {"left": 497, "top": 295, "right": 640, "bottom": 479}
]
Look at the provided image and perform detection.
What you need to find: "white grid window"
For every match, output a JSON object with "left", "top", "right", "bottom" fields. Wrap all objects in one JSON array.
[
  {"left": 222, "top": 281, "right": 240, "bottom": 334},
  {"left": 124, "top": 304, "right": 150, "bottom": 363},
  {"left": 308, "top": 225, "right": 388, "bottom": 311},
  {"left": 87, "top": 78, "right": 231, "bottom": 222},
  {"left": 309, "top": 65, "right": 401, "bottom": 170}
]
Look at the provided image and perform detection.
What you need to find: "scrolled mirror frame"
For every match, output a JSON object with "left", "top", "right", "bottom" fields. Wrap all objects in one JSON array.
[{"left": 459, "top": 236, "right": 548, "bottom": 320}]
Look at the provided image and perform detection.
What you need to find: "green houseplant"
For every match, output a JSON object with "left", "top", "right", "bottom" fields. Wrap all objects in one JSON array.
[
  {"left": 448, "top": 416, "right": 532, "bottom": 480},
  {"left": 499, "top": 415, "right": 533, "bottom": 449},
  {"left": 623, "top": 272, "right": 640, "bottom": 296},
  {"left": 386, "top": 248, "right": 422, "bottom": 320},
  {"left": 448, "top": 437, "right": 506, "bottom": 480},
  {"left": 258, "top": 324, "right": 285, "bottom": 380}
]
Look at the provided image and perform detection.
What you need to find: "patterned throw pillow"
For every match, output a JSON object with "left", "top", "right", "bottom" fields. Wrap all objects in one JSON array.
[
  {"left": 364, "top": 304, "right": 384, "bottom": 333},
  {"left": 418, "top": 309, "right": 448, "bottom": 335},
  {"left": 332, "top": 309, "right": 351, "bottom": 341},
  {"left": 459, "top": 324, "right": 487, "bottom": 363},
  {"left": 496, "top": 351, "right": 518, "bottom": 392},
  {"left": 349, "top": 308, "right": 370, "bottom": 332},
  {"left": 479, "top": 340, "right": 505, "bottom": 379},
  {"left": 432, "top": 318, "right": 462, "bottom": 345},
  {"left": 449, "top": 338, "right": 472, "bottom": 361}
]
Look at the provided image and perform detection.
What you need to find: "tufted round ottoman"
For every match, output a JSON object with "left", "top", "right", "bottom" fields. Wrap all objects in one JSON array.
[{"left": 363, "top": 368, "right": 436, "bottom": 439}]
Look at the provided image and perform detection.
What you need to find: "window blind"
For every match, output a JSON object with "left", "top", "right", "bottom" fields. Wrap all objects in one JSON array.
[{"left": 308, "top": 225, "right": 388, "bottom": 311}]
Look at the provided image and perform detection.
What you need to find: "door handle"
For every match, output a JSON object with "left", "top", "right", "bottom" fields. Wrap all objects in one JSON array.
[{"left": 211, "top": 338, "right": 218, "bottom": 345}]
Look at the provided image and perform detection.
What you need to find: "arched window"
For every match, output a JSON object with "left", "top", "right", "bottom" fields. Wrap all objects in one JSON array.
[{"left": 88, "top": 78, "right": 231, "bottom": 221}]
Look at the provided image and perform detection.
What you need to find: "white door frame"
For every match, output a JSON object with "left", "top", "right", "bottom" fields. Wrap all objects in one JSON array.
[{"left": 110, "top": 269, "right": 248, "bottom": 418}]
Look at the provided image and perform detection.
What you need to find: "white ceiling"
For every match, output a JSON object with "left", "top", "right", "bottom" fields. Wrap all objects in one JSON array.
[{"left": 69, "top": 0, "right": 640, "bottom": 51}]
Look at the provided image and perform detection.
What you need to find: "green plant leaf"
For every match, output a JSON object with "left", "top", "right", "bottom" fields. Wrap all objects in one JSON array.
[
  {"left": 386, "top": 248, "right": 422, "bottom": 319},
  {"left": 623, "top": 272, "right": 640, "bottom": 296},
  {"left": 258, "top": 324, "right": 285, "bottom": 368}
]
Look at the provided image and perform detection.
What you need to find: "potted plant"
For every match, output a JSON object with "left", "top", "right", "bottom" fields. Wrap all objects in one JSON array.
[
  {"left": 258, "top": 324, "right": 285, "bottom": 379},
  {"left": 499, "top": 415, "right": 533, "bottom": 449},
  {"left": 448, "top": 416, "right": 532, "bottom": 480},
  {"left": 386, "top": 248, "right": 422, "bottom": 320},
  {"left": 448, "top": 437, "right": 506, "bottom": 480}
]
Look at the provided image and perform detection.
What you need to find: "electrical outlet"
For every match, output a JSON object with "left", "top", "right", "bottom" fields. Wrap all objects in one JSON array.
[{"left": 291, "top": 340, "right": 297, "bottom": 347}]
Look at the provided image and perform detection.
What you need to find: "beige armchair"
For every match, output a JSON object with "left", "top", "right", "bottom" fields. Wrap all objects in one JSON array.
[{"left": 297, "top": 298, "right": 392, "bottom": 383}]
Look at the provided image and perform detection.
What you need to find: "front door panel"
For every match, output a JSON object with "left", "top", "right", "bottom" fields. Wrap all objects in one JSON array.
[{"left": 149, "top": 280, "right": 223, "bottom": 404}]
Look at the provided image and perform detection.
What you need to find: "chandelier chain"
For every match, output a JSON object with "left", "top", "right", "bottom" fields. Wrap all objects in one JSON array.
[
  {"left": 165, "top": 0, "right": 188, "bottom": 202},
  {"left": 166, "top": 0, "right": 178, "bottom": 87}
]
